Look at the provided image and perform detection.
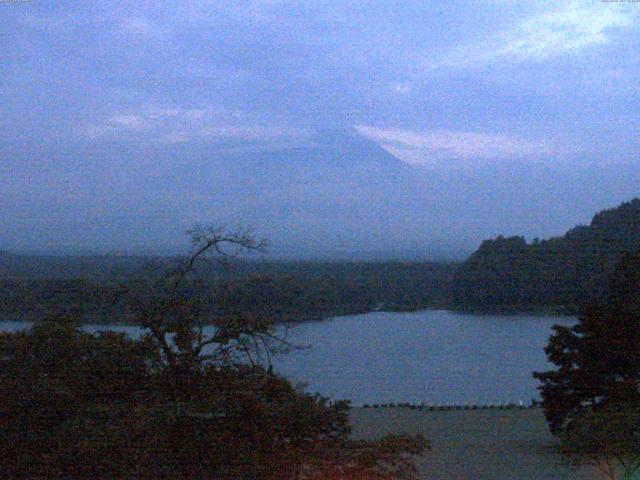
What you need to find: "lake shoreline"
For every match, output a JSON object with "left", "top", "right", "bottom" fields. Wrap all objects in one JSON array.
[
  {"left": 446, "top": 304, "right": 580, "bottom": 316},
  {"left": 0, "top": 304, "right": 576, "bottom": 326},
  {"left": 1, "top": 310, "right": 576, "bottom": 406}
]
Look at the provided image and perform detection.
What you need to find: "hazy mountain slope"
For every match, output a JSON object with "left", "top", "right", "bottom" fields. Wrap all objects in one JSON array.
[{"left": 2, "top": 131, "right": 640, "bottom": 260}]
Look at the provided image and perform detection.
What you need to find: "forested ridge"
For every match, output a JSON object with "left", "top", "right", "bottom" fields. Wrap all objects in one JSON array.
[
  {"left": 4, "top": 198, "right": 640, "bottom": 321},
  {"left": 451, "top": 198, "right": 640, "bottom": 312},
  {"left": 0, "top": 257, "right": 455, "bottom": 323}
]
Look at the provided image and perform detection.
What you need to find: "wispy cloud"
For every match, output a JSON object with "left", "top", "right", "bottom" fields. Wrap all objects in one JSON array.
[
  {"left": 81, "top": 107, "right": 309, "bottom": 145},
  {"left": 356, "top": 125, "right": 563, "bottom": 167},
  {"left": 199, "top": 125, "right": 310, "bottom": 142},
  {"left": 390, "top": 82, "right": 413, "bottom": 95},
  {"left": 83, "top": 108, "right": 204, "bottom": 140},
  {"left": 120, "top": 16, "right": 168, "bottom": 36},
  {"left": 426, "top": 1, "right": 634, "bottom": 70}
]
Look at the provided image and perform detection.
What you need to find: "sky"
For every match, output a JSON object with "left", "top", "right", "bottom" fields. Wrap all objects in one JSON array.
[{"left": 1, "top": 0, "right": 640, "bottom": 257}]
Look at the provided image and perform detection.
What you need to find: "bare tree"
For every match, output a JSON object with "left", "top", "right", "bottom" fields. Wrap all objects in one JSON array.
[
  {"left": 110, "top": 226, "right": 428, "bottom": 479},
  {"left": 116, "top": 225, "right": 298, "bottom": 408}
]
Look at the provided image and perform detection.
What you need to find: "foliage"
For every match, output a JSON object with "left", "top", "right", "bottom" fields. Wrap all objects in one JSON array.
[
  {"left": 0, "top": 319, "right": 159, "bottom": 477},
  {"left": 0, "top": 259, "right": 455, "bottom": 322},
  {"left": 533, "top": 249, "right": 640, "bottom": 478},
  {"left": 534, "top": 250, "right": 640, "bottom": 434},
  {"left": 0, "top": 227, "right": 428, "bottom": 479},
  {"left": 560, "top": 403, "right": 640, "bottom": 480},
  {"left": 452, "top": 198, "right": 640, "bottom": 311}
]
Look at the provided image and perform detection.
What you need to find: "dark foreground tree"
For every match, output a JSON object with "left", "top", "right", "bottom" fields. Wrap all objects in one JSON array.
[
  {"left": 559, "top": 403, "right": 640, "bottom": 480},
  {"left": 534, "top": 250, "right": 640, "bottom": 434},
  {"left": 0, "top": 227, "right": 427, "bottom": 479},
  {"left": 534, "top": 250, "right": 640, "bottom": 478}
]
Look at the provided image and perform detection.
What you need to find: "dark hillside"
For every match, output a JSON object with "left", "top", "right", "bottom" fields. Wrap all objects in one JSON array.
[
  {"left": 451, "top": 198, "right": 640, "bottom": 311},
  {"left": 0, "top": 258, "right": 456, "bottom": 322}
]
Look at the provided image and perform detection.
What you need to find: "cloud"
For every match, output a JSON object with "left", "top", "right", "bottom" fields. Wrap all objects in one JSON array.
[
  {"left": 109, "top": 114, "right": 146, "bottom": 130},
  {"left": 506, "top": 1, "right": 632, "bottom": 59},
  {"left": 356, "top": 125, "right": 559, "bottom": 167},
  {"left": 81, "top": 107, "right": 309, "bottom": 145},
  {"left": 120, "top": 17, "right": 167, "bottom": 36},
  {"left": 390, "top": 82, "right": 413, "bottom": 95},
  {"left": 199, "top": 125, "right": 310, "bottom": 142},
  {"left": 427, "top": 1, "right": 634, "bottom": 69},
  {"left": 82, "top": 110, "right": 176, "bottom": 139}
]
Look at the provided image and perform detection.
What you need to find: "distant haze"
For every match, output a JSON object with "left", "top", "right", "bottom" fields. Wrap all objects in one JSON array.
[{"left": 2, "top": 1, "right": 639, "bottom": 260}]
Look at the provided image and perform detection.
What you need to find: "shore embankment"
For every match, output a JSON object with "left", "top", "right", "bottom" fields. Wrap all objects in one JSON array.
[{"left": 349, "top": 407, "right": 598, "bottom": 480}]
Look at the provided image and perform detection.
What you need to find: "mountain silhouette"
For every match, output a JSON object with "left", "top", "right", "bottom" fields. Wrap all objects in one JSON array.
[{"left": 2, "top": 131, "right": 640, "bottom": 259}]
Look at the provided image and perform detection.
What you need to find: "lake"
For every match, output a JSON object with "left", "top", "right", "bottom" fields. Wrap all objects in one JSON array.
[{"left": 0, "top": 310, "right": 574, "bottom": 406}]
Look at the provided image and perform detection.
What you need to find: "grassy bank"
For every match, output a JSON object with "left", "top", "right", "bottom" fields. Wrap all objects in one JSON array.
[{"left": 349, "top": 407, "right": 598, "bottom": 480}]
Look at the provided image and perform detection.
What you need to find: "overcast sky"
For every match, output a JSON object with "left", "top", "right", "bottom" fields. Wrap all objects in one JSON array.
[
  {"left": 2, "top": 1, "right": 640, "bottom": 255},
  {"left": 4, "top": 0, "right": 640, "bottom": 163}
]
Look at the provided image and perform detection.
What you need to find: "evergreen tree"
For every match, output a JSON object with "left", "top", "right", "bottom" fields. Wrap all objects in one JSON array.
[{"left": 534, "top": 250, "right": 640, "bottom": 434}]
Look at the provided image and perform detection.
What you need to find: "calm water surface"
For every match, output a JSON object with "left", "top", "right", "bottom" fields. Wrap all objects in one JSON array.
[{"left": 1, "top": 310, "right": 574, "bottom": 405}]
